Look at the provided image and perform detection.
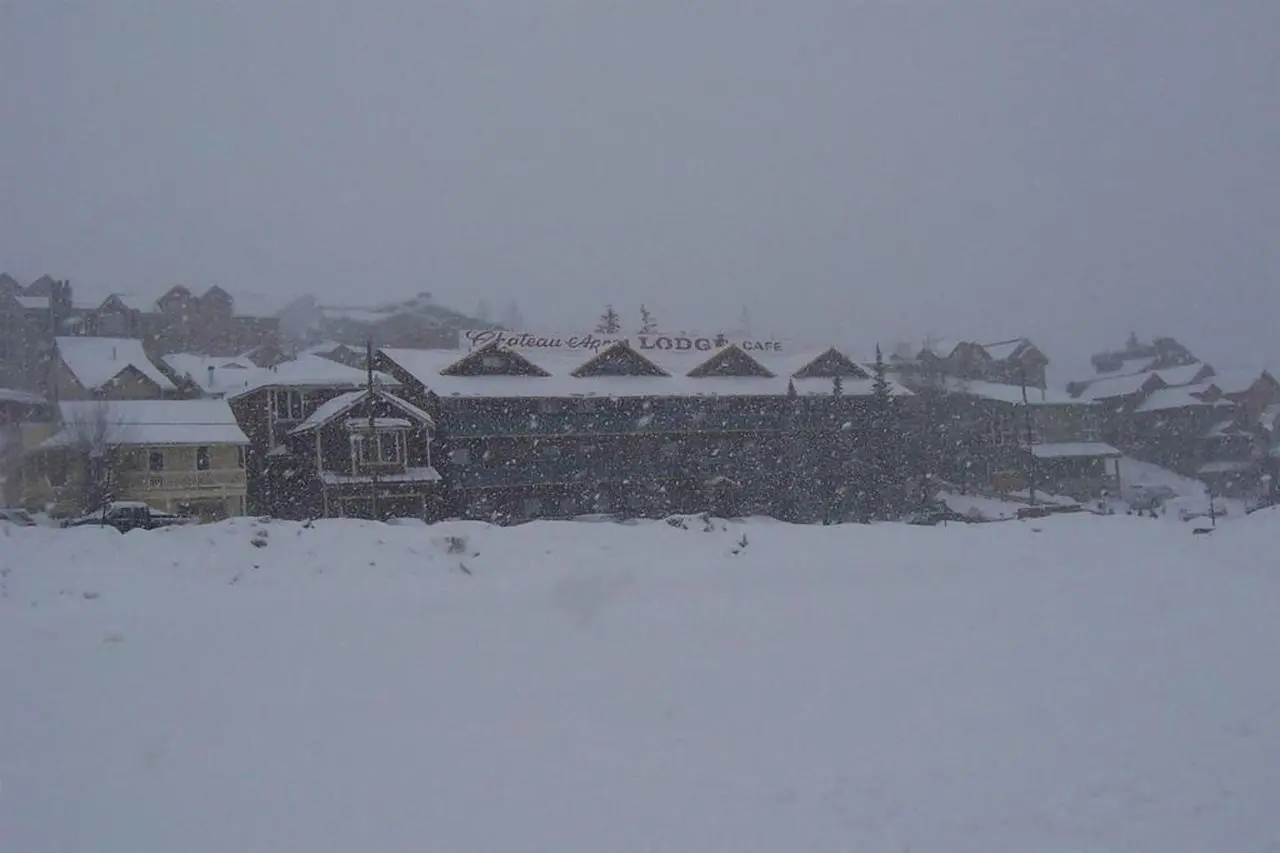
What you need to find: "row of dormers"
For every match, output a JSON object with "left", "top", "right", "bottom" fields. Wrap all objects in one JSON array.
[{"left": 374, "top": 340, "right": 911, "bottom": 400}]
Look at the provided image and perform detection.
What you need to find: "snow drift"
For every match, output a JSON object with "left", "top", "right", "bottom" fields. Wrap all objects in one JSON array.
[{"left": 1, "top": 513, "right": 1278, "bottom": 852}]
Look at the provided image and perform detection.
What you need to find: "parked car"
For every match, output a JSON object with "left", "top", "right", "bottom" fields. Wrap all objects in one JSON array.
[
  {"left": 62, "top": 501, "right": 195, "bottom": 533},
  {"left": 0, "top": 507, "right": 37, "bottom": 527}
]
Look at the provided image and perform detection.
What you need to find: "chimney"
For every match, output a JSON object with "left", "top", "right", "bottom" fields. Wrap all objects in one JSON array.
[{"left": 208, "top": 365, "right": 216, "bottom": 388}]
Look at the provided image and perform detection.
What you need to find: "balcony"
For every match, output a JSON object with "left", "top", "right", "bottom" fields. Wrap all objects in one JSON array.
[{"left": 119, "top": 468, "right": 247, "bottom": 493}]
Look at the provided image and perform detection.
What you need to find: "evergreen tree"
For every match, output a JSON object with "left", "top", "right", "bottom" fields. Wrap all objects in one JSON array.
[
  {"left": 864, "top": 344, "right": 903, "bottom": 520},
  {"left": 475, "top": 299, "right": 492, "bottom": 323},
  {"left": 871, "top": 345, "right": 891, "bottom": 401},
  {"left": 638, "top": 304, "right": 657, "bottom": 334},
  {"left": 596, "top": 304, "right": 621, "bottom": 334}
]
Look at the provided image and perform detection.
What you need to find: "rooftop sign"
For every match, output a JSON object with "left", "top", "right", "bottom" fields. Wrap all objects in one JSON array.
[{"left": 464, "top": 329, "right": 783, "bottom": 354}]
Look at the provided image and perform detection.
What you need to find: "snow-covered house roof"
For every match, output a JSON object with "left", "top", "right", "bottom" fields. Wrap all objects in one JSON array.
[
  {"left": 1134, "top": 387, "right": 1227, "bottom": 413},
  {"left": 1074, "top": 371, "right": 1163, "bottom": 401},
  {"left": 942, "top": 379, "right": 1081, "bottom": 406},
  {"left": 1152, "top": 362, "right": 1214, "bottom": 387},
  {"left": 221, "top": 355, "right": 397, "bottom": 399},
  {"left": 54, "top": 336, "right": 175, "bottom": 392},
  {"left": 980, "top": 338, "right": 1044, "bottom": 363},
  {"left": 16, "top": 295, "right": 49, "bottom": 310},
  {"left": 290, "top": 389, "right": 434, "bottom": 434},
  {"left": 1029, "top": 442, "right": 1122, "bottom": 459},
  {"left": 163, "top": 354, "right": 258, "bottom": 395},
  {"left": 38, "top": 400, "right": 249, "bottom": 449},
  {"left": 1259, "top": 404, "right": 1280, "bottom": 433},
  {"left": 0, "top": 388, "right": 46, "bottom": 406},
  {"left": 379, "top": 344, "right": 912, "bottom": 400},
  {"left": 1191, "top": 369, "right": 1274, "bottom": 396}
]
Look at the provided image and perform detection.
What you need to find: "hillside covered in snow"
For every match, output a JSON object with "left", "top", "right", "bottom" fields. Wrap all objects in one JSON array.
[{"left": 2, "top": 513, "right": 1278, "bottom": 851}]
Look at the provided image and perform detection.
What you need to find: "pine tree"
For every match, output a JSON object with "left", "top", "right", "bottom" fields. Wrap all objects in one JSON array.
[
  {"left": 475, "top": 299, "right": 492, "bottom": 323},
  {"left": 871, "top": 344, "right": 891, "bottom": 401},
  {"left": 638, "top": 304, "right": 657, "bottom": 334},
  {"left": 596, "top": 304, "right": 621, "bottom": 335},
  {"left": 864, "top": 344, "right": 899, "bottom": 520}
]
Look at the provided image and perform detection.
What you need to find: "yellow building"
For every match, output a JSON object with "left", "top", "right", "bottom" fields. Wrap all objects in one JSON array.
[{"left": 25, "top": 399, "right": 249, "bottom": 519}]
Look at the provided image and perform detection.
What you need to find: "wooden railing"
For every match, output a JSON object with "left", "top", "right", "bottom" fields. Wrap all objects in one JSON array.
[{"left": 119, "top": 469, "right": 247, "bottom": 491}]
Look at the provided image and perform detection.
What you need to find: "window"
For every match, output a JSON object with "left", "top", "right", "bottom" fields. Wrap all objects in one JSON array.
[
  {"left": 149, "top": 450, "right": 165, "bottom": 472},
  {"left": 196, "top": 446, "right": 211, "bottom": 471},
  {"left": 271, "top": 389, "right": 306, "bottom": 420},
  {"left": 356, "top": 431, "right": 403, "bottom": 466},
  {"left": 450, "top": 447, "right": 471, "bottom": 465}
]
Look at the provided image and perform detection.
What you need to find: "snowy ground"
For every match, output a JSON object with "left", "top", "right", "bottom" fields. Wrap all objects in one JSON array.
[{"left": 2, "top": 512, "right": 1279, "bottom": 852}]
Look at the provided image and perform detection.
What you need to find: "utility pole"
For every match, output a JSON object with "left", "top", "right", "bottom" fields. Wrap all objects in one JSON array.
[
  {"left": 1021, "top": 365, "right": 1037, "bottom": 505},
  {"left": 366, "top": 338, "right": 379, "bottom": 521}
]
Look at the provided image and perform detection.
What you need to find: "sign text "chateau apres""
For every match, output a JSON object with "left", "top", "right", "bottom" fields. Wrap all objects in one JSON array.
[{"left": 464, "top": 329, "right": 783, "bottom": 353}]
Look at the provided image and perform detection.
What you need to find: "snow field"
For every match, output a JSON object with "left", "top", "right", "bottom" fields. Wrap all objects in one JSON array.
[{"left": 1, "top": 512, "right": 1278, "bottom": 852}]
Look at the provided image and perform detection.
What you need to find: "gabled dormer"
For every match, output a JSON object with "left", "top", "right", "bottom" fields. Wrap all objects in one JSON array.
[
  {"left": 571, "top": 342, "right": 669, "bottom": 378},
  {"left": 687, "top": 345, "right": 775, "bottom": 378},
  {"left": 290, "top": 388, "right": 435, "bottom": 476},
  {"left": 440, "top": 342, "right": 551, "bottom": 377},
  {"left": 791, "top": 348, "right": 870, "bottom": 380}
]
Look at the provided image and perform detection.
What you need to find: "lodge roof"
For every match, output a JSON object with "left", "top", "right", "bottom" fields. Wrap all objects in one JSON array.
[{"left": 379, "top": 342, "right": 911, "bottom": 400}]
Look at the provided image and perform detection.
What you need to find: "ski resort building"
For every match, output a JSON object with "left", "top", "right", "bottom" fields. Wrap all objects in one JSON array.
[{"left": 373, "top": 337, "right": 914, "bottom": 524}]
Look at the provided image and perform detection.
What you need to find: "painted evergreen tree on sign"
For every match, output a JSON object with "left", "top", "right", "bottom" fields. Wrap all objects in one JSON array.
[
  {"left": 596, "top": 305, "right": 621, "bottom": 334},
  {"left": 638, "top": 304, "right": 657, "bottom": 334}
]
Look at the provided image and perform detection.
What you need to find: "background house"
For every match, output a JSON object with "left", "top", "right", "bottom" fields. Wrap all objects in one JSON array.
[
  {"left": 285, "top": 388, "right": 440, "bottom": 519},
  {"left": 49, "top": 337, "right": 176, "bottom": 400},
  {"left": 23, "top": 399, "right": 249, "bottom": 517}
]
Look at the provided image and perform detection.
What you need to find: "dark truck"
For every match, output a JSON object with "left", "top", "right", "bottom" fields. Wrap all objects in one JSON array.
[{"left": 62, "top": 501, "right": 196, "bottom": 533}]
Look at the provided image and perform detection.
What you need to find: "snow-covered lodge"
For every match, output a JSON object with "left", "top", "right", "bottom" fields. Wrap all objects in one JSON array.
[{"left": 367, "top": 338, "right": 912, "bottom": 522}]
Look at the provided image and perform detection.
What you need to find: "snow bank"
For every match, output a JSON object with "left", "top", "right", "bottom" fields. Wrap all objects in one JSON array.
[{"left": 2, "top": 515, "right": 1278, "bottom": 851}]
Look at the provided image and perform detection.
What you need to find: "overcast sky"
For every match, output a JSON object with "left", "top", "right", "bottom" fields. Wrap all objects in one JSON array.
[{"left": 3, "top": 0, "right": 1277, "bottom": 379}]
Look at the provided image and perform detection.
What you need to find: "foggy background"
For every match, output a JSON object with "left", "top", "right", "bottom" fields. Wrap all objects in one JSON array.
[{"left": 3, "top": 0, "right": 1277, "bottom": 381}]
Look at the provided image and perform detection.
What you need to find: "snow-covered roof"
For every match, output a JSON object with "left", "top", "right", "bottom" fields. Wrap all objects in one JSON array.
[
  {"left": 163, "top": 354, "right": 257, "bottom": 394},
  {"left": 17, "top": 295, "right": 49, "bottom": 310},
  {"left": 943, "top": 378, "right": 1081, "bottom": 406},
  {"left": 1029, "top": 442, "right": 1122, "bottom": 459},
  {"left": 1096, "top": 356, "right": 1156, "bottom": 376},
  {"left": 319, "top": 466, "right": 441, "bottom": 486},
  {"left": 1260, "top": 404, "right": 1280, "bottom": 433},
  {"left": 1134, "top": 387, "right": 1224, "bottom": 413},
  {"left": 54, "top": 337, "right": 175, "bottom": 391},
  {"left": 0, "top": 388, "right": 46, "bottom": 406},
  {"left": 1074, "top": 372, "right": 1161, "bottom": 401},
  {"left": 1152, "top": 362, "right": 1212, "bottom": 386},
  {"left": 380, "top": 345, "right": 912, "bottom": 400},
  {"left": 224, "top": 355, "right": 397, "bottom": 399},
  {"left": 1194, "top": 369, "right": 1270, "bottom": 396},
  {"left": 1197, "top": 459, "right": 1253, "bottom": 475},
  {"left": 290, "top": 389, "right": 434, "bottom": 434},
  {"left": 980, "top": 338, "right": 1038, "bottom": 362},
  {"left": 920, "top": 339, "right": 963, "bottom": 359},
  {"left": 1204, "top": 419, "right": 1239, "bottom": 439},
  {"left": 39, "top": 400, "right": 249, "bottom": 449},
  {"left": 106, "top": 293, "right": 159, "bottom": 312}
]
